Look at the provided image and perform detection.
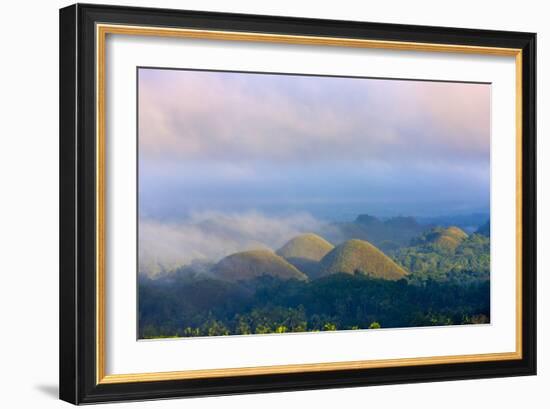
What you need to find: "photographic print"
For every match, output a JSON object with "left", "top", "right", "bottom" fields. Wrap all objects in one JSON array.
[{"left": 137, "top": 68, "right": 491, "bottom": 339}]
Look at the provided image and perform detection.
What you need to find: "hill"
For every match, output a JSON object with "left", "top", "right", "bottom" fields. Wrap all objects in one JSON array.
[
  {"left": 277, "top": 233, "right": 334, "bottom": 260},
  {"left": 319, "top": 239, "right": 408, "bottom": 280},
  {"left": 212, "top": 249, "right": 308, "bottom": 282},
  {"left": 412, "top": 226, "right": 468, "bottom": 251},
  {"left": 276, "top": 233, "right": 334, "bottom": 278}
]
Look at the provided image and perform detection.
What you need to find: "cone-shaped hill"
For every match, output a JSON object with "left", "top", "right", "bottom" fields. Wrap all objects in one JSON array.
[
  {"left": 276, "top": 233, "right": 334, "bottom": 280},
  {"left": 320, "top": 239, "right": 408, "bottom": 280},
  {"left": 444, "top": 226, "right": 468, "bottom": 239},
  {"left": 212, "top": 249, "right": 308, "bottom": 282},
  {"left": 426, "top": 226, "right": 468, "bottom": 251},
  {"left": 277, "top": 233, "right": 334, "bottom": 261}
]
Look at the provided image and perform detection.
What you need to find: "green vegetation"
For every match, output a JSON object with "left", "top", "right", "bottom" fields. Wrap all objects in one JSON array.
[
  {"left": 320, "top": 239, "right": 408, "bottom": 280},
  {"left": 212, "top": 249, "right": 308, "bottom": 282},
  {"left": 139, "top": 273, "right": 489, "bottom": 338},
  {"left": 391, "top": 231, "right": 490, "bottom": 284}
]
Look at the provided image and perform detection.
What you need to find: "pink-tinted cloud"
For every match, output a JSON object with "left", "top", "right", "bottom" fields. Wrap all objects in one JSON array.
[{"left": 138, "top": 69, "right": 490, "bottom": 166}]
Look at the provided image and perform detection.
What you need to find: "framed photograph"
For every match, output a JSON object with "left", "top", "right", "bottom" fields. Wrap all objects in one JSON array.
[{"left": 59, "top": 3, "right": 536, "bottom": 404}]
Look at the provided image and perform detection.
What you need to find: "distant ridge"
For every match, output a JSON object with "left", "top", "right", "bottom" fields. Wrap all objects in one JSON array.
[
  {"left": 320, "top": 239, "right": 408, "bottom": 280},
  {"left": 417, "top": 213, "right": 489, "bottom": 232},
  {"left": 212, "top": 249, "right": 308, "bottom": 282},
  {"left": 475, "top": 220, "right": 490, "bottom": 237},
  {"left": 322, "top": 214, "right": 427, "bottom": 251}
]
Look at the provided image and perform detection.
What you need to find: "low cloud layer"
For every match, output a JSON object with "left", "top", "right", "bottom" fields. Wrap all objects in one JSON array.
[{"left": 139, "top": 211, "right": 323, "bottom": 277}]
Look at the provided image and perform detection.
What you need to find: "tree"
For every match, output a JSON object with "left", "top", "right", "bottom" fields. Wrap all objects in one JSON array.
[{"left": 323, "top": 323, "right": 337, "bottom": 331}]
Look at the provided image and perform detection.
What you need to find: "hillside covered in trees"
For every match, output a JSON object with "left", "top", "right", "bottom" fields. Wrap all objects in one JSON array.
[{"left": 139, "top": 215, "right": 490, "bottom": 338}]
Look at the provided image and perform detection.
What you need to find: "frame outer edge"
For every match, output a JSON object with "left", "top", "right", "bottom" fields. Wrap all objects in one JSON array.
[
  {"left": 64, "top": 3, "right": 537, "bottom": 403},
  {"left": 522, "top": 33, "right": 537, "bottom": 374},
  {"left": 59, "top": 4, "right": 78, "bottom": 405}
]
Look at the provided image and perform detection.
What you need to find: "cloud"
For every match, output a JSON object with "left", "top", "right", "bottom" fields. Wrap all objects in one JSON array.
[
  {"left": 138, "top": 68, "right": 490, "bottom": 166},
  {"left": 136, "top": 69, "right": 490, "bottom": 225},
  {"left": 139, "top": 211, "right": 323, "bottom": 277}
]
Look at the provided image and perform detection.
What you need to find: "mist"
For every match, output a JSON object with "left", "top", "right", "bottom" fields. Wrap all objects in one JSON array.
[{"left": 139, "top": 211, "right": 324, "bottom": 277}]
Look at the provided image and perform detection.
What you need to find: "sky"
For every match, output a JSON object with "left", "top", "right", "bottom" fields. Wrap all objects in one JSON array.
[{"left": 138, "top": 68, "right": 490, "bottom": 222}]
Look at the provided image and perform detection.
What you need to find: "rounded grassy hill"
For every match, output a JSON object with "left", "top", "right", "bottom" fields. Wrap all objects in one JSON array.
[
  {"left": 276, "top": 233, "right": 334, "bottom": 279},
  {"left": 212, "top": 249, "right": 308, "bottom": 282},
  {"left": 276, "top": 233, "right": 334, "bottom": 261},
  {"left": 432, "top": 226, "right": 468, "bottom": 251},
  {"left": 320, "top": 239, "right": 408, "bottom": 280}
]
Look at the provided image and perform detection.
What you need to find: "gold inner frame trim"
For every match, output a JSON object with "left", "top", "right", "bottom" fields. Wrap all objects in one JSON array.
[{"left": 95, "top": 23, "right": 523, "bottom": 385}]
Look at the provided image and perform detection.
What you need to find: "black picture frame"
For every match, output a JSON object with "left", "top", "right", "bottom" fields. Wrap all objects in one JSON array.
[{"left": 60, "top": 3, "right": 536, "bottom": 404}]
